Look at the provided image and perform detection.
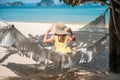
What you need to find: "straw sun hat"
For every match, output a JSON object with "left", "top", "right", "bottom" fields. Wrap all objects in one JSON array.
[{"left": 50, "top": 22, "right": 68, "bottom": 35}]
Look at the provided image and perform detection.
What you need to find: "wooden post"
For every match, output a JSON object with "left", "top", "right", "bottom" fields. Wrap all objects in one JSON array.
[{"left": 109, "top": 0, "right": 120, "bottom": 73}]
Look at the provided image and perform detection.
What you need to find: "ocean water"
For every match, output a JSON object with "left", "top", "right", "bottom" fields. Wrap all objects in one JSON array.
[{"left": 0, "top": 6, "right": 109, "bottom": 23}]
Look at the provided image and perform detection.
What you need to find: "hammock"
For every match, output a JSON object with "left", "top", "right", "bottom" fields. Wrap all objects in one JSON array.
[
  {"left": 79, "top": 15, "right": 107, "bottom": 33},
  {"left": 0, "top": 11, "right": 108, "bottom": 69}
]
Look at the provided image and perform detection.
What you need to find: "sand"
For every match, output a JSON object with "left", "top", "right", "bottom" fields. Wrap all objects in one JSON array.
[
  {"left": 0, "top": 22, "right": 120, "bottom": 80},
  {"left": 8, "top": 22, "right": 86, "bottom": 37}
]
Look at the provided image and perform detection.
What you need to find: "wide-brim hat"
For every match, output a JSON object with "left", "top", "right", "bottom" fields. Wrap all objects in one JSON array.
[{"left": 50, "top": 22, "right": 68, "bottom": 35}]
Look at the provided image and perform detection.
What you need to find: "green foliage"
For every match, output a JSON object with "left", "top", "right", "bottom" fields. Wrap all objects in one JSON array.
[
  {"left": 60, "top": 0, "right": 108, "bottom": 7},
  {"left": 62, "top": 0, "right": 81, "bottom": 7}
]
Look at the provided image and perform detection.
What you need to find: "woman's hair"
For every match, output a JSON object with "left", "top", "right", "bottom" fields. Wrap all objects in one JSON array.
[{"left": 55, "top": 34, "right": 67, "bottom": 43}]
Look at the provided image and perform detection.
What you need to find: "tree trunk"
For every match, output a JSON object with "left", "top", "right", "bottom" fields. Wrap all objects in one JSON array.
[{"left": 109, "top": 0, "right": 120, "bottom": 73}]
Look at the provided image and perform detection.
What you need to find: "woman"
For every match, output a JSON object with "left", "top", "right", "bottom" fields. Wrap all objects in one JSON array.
[{"left": 43, "top": 22, "right": 76, "bottom": 53}]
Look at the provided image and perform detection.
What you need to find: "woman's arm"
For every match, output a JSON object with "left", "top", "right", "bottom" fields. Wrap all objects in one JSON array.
[
  {"left": 67, "top": 28, "right": 76, "bottom": 42},
  {"left": 43, "top": 29, "right": 54, "bottom": 43}
]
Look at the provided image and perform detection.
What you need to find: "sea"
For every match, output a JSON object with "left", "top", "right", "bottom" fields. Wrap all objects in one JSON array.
[{"left": 0, "top": 6, "right": 109, "bottom": 23}]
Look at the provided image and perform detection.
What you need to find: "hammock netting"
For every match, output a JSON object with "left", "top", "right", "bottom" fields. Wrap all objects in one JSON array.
[{"left": 0, "top": 13, "right": 108, "bottom": 69}]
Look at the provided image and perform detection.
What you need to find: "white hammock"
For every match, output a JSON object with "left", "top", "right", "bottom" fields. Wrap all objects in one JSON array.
[{"left": 0, "top": 13, "right": 108, "bottom": 69}]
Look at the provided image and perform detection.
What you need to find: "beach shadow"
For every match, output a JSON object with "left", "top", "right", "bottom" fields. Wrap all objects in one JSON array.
[
  {"left": 5, "top": 63, "right": 69, "bottom": 75},
  {"left": 4, "top": 63, "right": 68, "bottom": 80},
  {"left": 4, "top": 63, "right": 109, "bottom": 80},
  {"left": 0, "top": 48, "right": 17, "bottom": 63},
  {"left": 4, "top": 63, "right": 39, "bottom": 76}
]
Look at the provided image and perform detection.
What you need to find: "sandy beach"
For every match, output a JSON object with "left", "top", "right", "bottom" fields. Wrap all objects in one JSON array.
[{"left": 0, "top": 22, "right": 120, "bottom": 80}]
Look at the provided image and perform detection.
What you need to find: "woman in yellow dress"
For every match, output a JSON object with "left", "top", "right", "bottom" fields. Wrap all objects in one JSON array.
[
  {"left": 43, "top": 22, "right": 76, "bottom": 68},
  {"left": 43, "top": 22, "right": 76, "bottom": 53}
]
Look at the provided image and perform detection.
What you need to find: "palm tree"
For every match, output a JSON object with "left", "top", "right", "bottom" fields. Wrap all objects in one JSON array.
[{"left": 61, "top": 0, "right": 120, "bottom": 73}]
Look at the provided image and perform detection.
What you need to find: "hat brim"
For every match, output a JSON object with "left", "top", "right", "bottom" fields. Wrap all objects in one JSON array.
[
  {"left": 54, "top": 29, "right": 67, "bottom": 35},
  {"left": 50, "top": 23, "right": 68, "bottom": 35}
]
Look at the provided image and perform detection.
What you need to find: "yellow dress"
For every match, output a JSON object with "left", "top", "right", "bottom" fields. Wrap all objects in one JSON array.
[{"left": 54, "top": 35, "right": 72, "bottom": 53}]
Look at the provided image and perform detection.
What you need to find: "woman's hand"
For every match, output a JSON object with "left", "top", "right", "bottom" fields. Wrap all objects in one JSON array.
[
  {"left": 67, "top": 27, "right": 76, "bottom": 41},
  {"left": 66, "top": 27, "right": 73, "bottom": 36},
  {"left": 72, "top": 35, "right": 76, "bottom": 41},
  {"left": 47, "top": 29, "right": 52, "bottom": 33},
  {"left": 66, "top": 27, "right": 71, "bottom": 32}
]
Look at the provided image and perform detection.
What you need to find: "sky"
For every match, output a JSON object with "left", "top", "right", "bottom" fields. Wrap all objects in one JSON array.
[{"left": 0, "top": 0, "right": 60, "bottom": 4}]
